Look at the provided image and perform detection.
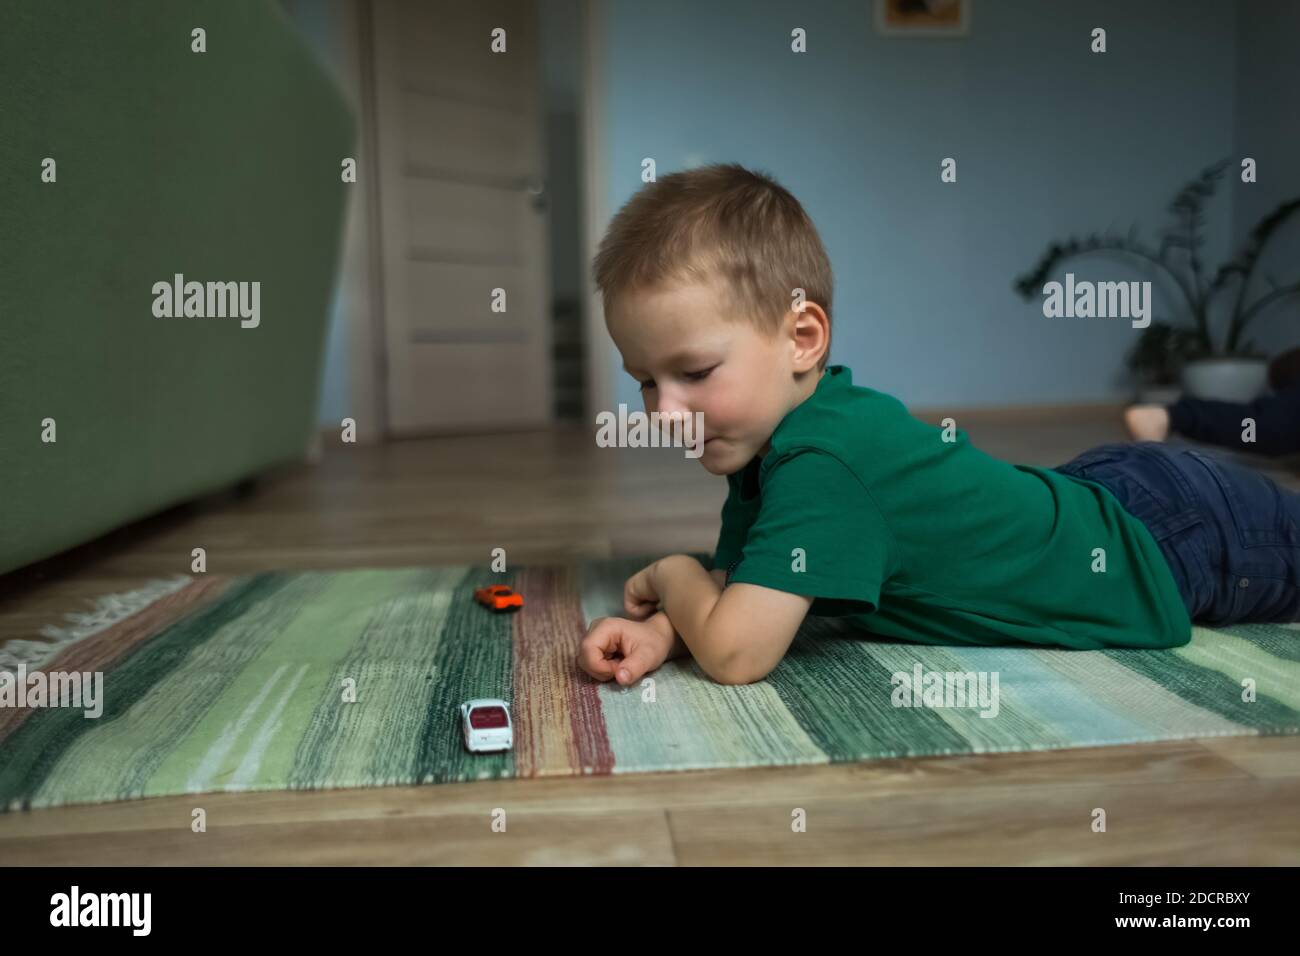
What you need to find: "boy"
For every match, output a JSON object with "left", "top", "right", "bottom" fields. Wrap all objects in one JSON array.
[{"left": 578, "top": 163, "right": 1300, "bottom": 688}]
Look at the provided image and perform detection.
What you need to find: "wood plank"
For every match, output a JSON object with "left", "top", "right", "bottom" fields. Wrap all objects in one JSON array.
[
  {"left": 667, "top": 777, "right": 1300, "bottom": 866},
  {"left": 1195, "top": 734, "right": 1300, "bottom": 779},
  {"left": 0, "top": 810, "right": 676, "bottom": 867}
]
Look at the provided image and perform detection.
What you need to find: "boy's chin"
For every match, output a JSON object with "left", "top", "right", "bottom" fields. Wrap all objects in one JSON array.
[{"left": 696, "top": 442, "right": 743, "bottom": 475}]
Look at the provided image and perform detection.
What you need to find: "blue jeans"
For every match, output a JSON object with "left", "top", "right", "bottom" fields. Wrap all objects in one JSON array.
[{"left": 1054, "top": 442, "right": 1300, "bottom": 625}]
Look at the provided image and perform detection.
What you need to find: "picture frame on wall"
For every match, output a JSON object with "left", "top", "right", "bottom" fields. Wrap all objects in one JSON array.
[{"left": 875, "top": 0, "right": 971, "bottom": 37}]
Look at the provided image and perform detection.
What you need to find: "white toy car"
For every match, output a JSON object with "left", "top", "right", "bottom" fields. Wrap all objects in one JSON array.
[{"left": 460, "top": 698, "right": 513, "bottom": 753}]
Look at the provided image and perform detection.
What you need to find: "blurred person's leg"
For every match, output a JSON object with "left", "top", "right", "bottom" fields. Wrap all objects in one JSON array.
[
  {"left": 1125, "top": 346, "right": 1300, "bottom": 451},
  {"left": 1163, "top": 385, "right": 1300, "bottom": 456}
]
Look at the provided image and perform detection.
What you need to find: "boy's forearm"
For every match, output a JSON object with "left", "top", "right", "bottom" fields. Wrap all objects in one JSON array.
[
  {"left": 646, "top": 609, "right": 691, "bottom": 660},
  {"left": 648, "top": 566, "right": 728, "bottom": 662},
  {"left": 651, "top": 555, "right": 730, "bottom": 676}
]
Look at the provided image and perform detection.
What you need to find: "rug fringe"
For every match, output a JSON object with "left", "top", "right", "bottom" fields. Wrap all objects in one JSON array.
[{"left": 0, "top": 575, "right": 192, "bottom": 672}]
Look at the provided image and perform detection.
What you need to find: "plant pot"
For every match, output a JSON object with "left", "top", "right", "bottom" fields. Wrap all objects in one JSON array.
[{"left": 1180, "top": 357, "right": 1268, "bottom": 403}]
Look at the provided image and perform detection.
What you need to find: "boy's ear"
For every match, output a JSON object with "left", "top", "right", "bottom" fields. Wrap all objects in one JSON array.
[{"left": 789, "top": 302, "right": 830, "bottom": 371}]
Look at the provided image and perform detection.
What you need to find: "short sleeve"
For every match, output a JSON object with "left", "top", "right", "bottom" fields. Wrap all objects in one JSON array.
[{"left": 726, "top": 449, "right": 897, "bottom": 614}]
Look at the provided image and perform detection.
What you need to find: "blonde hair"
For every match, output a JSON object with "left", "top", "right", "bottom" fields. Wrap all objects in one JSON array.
[{"left": 592, "top": 163, "right": 833, "bottom": 370}]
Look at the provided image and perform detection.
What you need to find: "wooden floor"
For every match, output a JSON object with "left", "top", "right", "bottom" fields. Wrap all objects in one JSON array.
[{"left": 1, "top": 418, "right": 1297, "bottom": 865}]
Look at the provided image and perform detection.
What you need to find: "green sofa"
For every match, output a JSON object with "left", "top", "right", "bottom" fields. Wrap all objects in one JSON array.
[{"left": 0, "top": 0, "right": 354, "bottom": 575}]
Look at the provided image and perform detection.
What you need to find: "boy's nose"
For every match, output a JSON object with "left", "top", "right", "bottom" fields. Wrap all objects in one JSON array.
[{"left": 653, "top": 396, "right": 693, "bottom": 422}]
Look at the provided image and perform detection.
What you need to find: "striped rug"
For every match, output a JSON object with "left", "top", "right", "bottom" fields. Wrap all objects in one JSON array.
[{"left": 1, "top": 558, "right": 1297, "bottom": 810}]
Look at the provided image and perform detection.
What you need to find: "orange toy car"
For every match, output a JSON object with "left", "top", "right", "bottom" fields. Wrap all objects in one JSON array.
[{"left": 474, "top": 584, "right": 523, "bottom": 612}]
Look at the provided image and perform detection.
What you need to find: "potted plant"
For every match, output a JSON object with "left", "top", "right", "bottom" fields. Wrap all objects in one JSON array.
[
  {"left": 1124, "top": 323, "right": 1203, "bottom": 404},
  {"left": 1014, "top": 159, "right": 1300, "bottom": 403}
]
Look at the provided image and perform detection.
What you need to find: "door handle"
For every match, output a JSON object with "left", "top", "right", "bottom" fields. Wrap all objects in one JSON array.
[{"left": 525, "top": 178, "right": 548, "bottom": 211}]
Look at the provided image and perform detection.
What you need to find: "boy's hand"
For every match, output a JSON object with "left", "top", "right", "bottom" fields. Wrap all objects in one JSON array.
[
  {"left": 622, "top": 560, "right": 662, "bottom": 620},
  {"left": 579, "top": 615, "right": 672, "bottom": 686}
]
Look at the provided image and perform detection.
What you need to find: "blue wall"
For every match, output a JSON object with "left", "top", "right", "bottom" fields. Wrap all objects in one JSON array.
[
  {"left": 599, "top": 0, "right": 1265, "bottom": 411},
  {"left": 1231, "top": 0, "right": 1300, "bottom": 361}
]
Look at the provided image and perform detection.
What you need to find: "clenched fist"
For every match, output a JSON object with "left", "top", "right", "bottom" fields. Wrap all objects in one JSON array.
[
  {"left": 621, "top": 560, "right": 662, "bottom": 620},
  {"left": 578, "top": 615, "right": 673, "bottom": 687}
]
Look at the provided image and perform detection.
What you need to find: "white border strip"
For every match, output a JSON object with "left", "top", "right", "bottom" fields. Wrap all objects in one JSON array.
[{"left": 0, "top": 575, "right": 193, "bottom": 672}]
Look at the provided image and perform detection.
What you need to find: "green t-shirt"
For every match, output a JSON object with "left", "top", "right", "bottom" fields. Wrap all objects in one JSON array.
[{"left": 713, "top": 365, "right": 1192, "bottom": 650}]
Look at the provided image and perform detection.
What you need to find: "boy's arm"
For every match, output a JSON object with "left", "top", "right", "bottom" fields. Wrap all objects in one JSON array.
[
  {"left": 643, "top": 569, "right": 728, "bottom": 663},
  {"left": 645, "top": 609, "right": 691, "bottom": 661},
  {"left": 653, "top": 555, "right": 812, "bottom": 684}
]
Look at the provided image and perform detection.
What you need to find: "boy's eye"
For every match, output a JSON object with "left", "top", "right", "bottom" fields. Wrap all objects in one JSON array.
[{"left": 635, "top": 365, "right": 716, "bottom": 392}]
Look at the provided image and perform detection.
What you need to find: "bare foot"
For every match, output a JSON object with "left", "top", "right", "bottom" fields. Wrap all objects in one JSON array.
[{"left": 1124, "top": 404, "right": 1171, "bottom": 442}]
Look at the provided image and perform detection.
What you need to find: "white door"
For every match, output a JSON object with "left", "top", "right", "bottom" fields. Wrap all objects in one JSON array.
[{"left": 370, "top": 0, "right": 553, "bottom": 435}]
